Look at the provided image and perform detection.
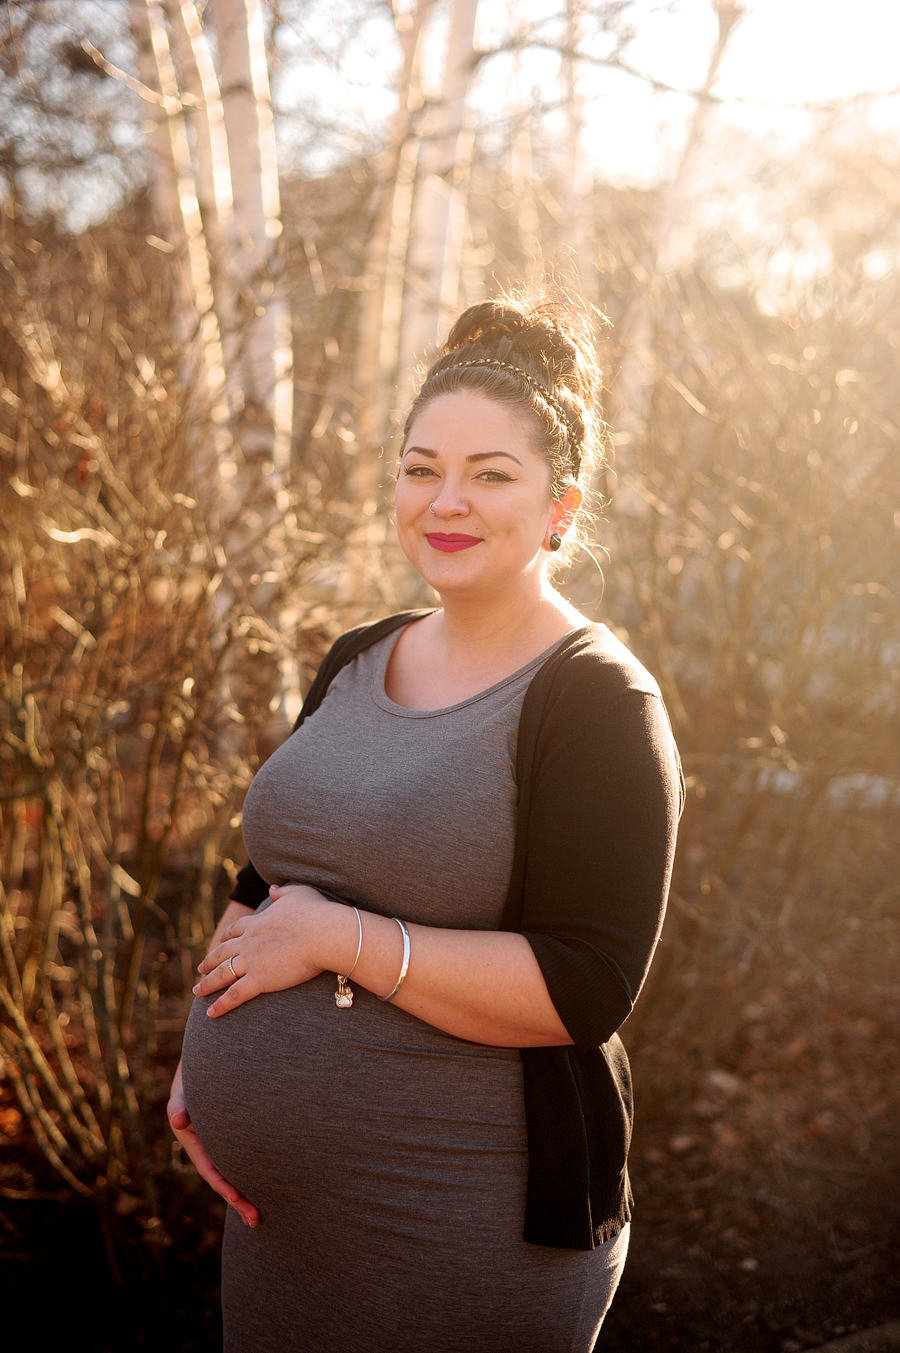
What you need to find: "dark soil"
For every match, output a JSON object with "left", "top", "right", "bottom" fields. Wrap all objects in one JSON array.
[
  {"left": 0, "top": 1168, "right": 224, "bottom": 1353},
  {"left": 603, "top": 977, "right": 900, "bottom": 1352},
  {"left": 2, "top": 978, "right": 898, "bottom": 1352}
]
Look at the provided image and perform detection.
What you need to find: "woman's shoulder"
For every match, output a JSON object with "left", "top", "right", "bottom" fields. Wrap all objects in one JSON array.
[
  {"left": 296, "top": 610, "right": 435, "bottom": 728},
  {"left": 319, "top": 609, "right": 435, "bottom": 672},
  {"left": 522, "top": 625, "right": 683, "bottom": 808},
  {"left": 535, "top": 623, "right": 663, "bottom": 709}
]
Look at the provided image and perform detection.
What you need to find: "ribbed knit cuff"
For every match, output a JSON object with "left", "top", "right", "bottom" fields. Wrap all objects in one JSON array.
[{"left": 524, "top": 931, "right": 633, "bottom": 1049}]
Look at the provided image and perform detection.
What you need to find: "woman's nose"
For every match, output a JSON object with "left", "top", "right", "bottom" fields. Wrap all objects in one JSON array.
[{"left": 428, "top": 483, "right": 469, "bottom": 516}]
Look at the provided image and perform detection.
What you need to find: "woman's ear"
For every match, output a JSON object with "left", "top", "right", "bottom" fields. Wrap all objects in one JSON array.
[{"left": 552, "top": 484, "right": 584, "bottom": 536}]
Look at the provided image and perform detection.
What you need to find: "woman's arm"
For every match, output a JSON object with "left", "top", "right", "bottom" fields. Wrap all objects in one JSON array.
[
  {"left": 167, "top": 900, "right": 261, "bottom": 1226},
  {"left": 195, "top": 888, "right": 572, "bottom": 1047},
  {"left": 516, "top": 688, "right": 682, "bottom": 1049}
]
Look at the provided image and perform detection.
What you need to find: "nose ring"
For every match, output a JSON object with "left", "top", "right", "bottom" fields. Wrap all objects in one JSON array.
[{"left": 428, "top": 502, "right": 438, "bottom": 515}]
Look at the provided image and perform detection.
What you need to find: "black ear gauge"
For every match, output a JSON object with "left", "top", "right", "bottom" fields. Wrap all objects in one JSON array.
[{"left": 549, "top": 533, "right": 562, "bottom": 552}]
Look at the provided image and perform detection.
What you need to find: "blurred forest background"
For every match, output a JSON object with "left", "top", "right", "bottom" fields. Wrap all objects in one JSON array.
[{"left": 1, "top": 1, "right": 898, "bottom": 1349}]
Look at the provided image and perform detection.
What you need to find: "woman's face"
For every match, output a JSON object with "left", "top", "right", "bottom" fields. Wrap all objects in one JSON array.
[{"left": 395, "top": 391, "right": 569, "bottom": 600}]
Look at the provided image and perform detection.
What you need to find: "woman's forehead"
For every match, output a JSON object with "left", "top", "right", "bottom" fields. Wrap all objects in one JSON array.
[{"left": 403, "top": 391, "right": 540, "bottom": 459}]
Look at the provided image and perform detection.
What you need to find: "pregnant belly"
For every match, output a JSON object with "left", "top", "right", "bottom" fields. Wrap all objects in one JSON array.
[{"left": 180, "top": 972, "right": 528, "bottom": 1231}]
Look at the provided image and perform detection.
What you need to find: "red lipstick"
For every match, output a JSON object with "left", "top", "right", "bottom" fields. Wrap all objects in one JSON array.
[{"left": 425, "top": 533, "right": 483, "bottom": 553}]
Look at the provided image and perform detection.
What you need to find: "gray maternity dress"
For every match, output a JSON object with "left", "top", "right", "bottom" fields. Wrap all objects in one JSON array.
[{"left": 180, "top": 627, "right": 628, "bottom": 1352}]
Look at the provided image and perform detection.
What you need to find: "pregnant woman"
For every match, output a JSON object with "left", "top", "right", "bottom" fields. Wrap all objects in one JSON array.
[{"left": 170, "top": 294, "right": 682, "bottom": 1352}]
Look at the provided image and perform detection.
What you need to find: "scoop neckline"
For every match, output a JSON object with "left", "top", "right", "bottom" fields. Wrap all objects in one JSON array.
[{"left": 370, "top": 623, "right": 579, "bottom": 719}]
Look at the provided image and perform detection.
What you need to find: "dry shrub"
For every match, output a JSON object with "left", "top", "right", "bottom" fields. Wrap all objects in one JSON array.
[
  {"left": 0, "top": 197, "right": 351, "bottom": 1262},
  {"left": 596, "top": 263, "right": 900, "bottom": 1095}
]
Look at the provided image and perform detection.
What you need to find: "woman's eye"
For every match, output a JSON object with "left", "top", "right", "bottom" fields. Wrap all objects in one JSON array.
[
  {"left": 403, "top": 464, "right": 436, "bottom": 478},
  {"left": 477, "top": 469, "right": 513, "bottom": 484}
]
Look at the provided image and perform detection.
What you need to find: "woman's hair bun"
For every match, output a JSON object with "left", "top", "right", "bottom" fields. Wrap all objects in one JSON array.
[
  {"left": 441, "top": 295, "right": 600, "bottom": 414},
  {"left": 444, "top": 301, "right": 534, "bottom": 353}
]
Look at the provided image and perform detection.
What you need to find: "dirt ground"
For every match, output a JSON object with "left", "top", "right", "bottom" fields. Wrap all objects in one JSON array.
[
  {"left": 1, "top": 975, "right": 898, "bottom": 1352},
  {"left": 603, "top": 976, "right": 900, "bottom": 1352}
]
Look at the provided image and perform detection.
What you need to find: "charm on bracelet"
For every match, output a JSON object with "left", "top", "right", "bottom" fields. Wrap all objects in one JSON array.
[{"left": 335, "top": 906, "right": 363, "bottom": 1008}]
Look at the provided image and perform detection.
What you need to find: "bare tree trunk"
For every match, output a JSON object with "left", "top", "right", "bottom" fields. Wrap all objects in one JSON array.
[
  {"left": 613, "top": 0, "right": 745, "bottom": 450},
  {"left": 129, "top": 0, "right": 296, "bottom": 716},
  {"left": 137, "top": 0, "right": 227, "bottom": 421},
  {"left": 130, "top": 0, "right": 293, "bottom": 486},
  {"left": 337, "top": 2, "right": 433, "bottom": 605},
  {"left": 129, "top": 0, "right": 181, "bottom": 246},
  {"left": 166, "top": 0, "right": 238, "bottom": 371},
  {"left": 396, "top": 0, "right": 482, "bottom": 401},
  {"left": 209, "top": 0, "right": 292, "bottom": 479},
  {"left": 559, "top": 0, "right": 595, "bottom": 296},
  {"left": 353, "top": 0, "right": 433, "bottom": 469}
]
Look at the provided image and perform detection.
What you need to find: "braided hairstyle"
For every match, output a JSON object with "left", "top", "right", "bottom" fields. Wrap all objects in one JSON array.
[{"left": 402, "top": 294, "right": 604, "bottom": 533}]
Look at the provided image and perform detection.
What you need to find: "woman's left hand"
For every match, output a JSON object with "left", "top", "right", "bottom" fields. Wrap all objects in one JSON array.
[
  {"left": 194, "top": 886, "right": 574, "bottom": 1046},
  {"left": 194, "top": 885, "right": 337, "bottom": 1017}
]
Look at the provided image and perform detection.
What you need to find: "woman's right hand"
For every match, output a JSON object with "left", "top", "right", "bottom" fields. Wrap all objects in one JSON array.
[{"left": 167, "top": 1060, "right": 260, "bottom": 1228}]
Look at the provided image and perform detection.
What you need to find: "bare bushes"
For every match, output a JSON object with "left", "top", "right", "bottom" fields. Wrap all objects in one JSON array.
[
  {"left": 0, "top": 203, "right": 339, "bottom": 1254},
  {"left": 596, "top": 265, "right": 900, "bottom": 1091}
]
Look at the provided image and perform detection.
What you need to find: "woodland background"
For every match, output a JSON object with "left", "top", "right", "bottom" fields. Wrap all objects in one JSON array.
[{"left": 0, "top": 2, "right": 898, "bottom": 1350}]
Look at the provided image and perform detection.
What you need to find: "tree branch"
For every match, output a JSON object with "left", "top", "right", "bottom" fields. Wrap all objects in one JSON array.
[{"left": 474, "top": 38, "right": 900, "bottom": 113}]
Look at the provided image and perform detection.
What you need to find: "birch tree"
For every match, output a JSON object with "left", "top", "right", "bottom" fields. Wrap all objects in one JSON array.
[
  {"left": 353, "top": 0, "right": 434, "bottom": 477},
  {"left": 396, "top": 0, "right": 482, "bottom": 399},
  {"left": 130, "top": 0, "right": 227, "bottom": 433},
  {"left": 611, "top": 0, "right": 745, "bottom": 450},
  {"left": 209, "top": 0, "right": 292, "bottom": 478},
  {"left": 128, "top": 0, "right": 292, "bottom": 491}
]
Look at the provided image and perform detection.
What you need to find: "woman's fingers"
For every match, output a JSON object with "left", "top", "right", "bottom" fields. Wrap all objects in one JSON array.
[
  {"left": 198, "top": 938, "right": 240, "bottom": 976},
  {"left": 173, "top": 1121, "right": 260, "bottom": 1226},
  {"left": 166, "top": 1096, "right": 260, "bottom": 1226},
  {"left": 221, "top": 915, "right": 248, "bottom": 942},
  {"left": 192, "top": 950, "right": 261, "bottom": 1013},
  {"left": 193, "top": 889, "right": 330, "bottom": 1009},
  {"left": 194, "top": 948, "right": 241, "bottom": 992},
  {"left": 204, "top": 975, "right": 259, "bottom": 1018},
  {"left": 196, "top": 915, "right": 248, "bottom": 974}
]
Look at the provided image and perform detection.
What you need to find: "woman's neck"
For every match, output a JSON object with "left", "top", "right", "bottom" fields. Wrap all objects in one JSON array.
[
  {"left": 431, "top": 577, "right": 587, "bottom": 670},
  {"left": 387, "top": 579, "right": 590, "bottom": 710}
]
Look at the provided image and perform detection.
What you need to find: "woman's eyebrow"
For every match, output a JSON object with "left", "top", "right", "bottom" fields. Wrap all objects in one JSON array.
[
  {"left": 403, "top": 445, "right": 523, "bottom": 466},
  {"left": 468, "top": 451, "right": 523, "bottom": 466}
]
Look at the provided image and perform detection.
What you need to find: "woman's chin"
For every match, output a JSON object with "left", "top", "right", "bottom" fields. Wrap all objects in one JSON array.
[{"left": 412, "top": 555, "right": 486, "bottom": 592}]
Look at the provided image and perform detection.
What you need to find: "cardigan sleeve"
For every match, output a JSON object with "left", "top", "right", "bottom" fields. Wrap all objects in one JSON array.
[
  {"left": 519, "top": 678, "right": 682, "bottom": 1052},
  {"left": 229, "top": 859, "right": 270, "bottom": 909}
]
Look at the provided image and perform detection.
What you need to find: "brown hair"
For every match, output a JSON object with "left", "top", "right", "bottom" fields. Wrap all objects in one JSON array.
[{"left": 402, "top": 292, "right": 605, "bottom": 504}]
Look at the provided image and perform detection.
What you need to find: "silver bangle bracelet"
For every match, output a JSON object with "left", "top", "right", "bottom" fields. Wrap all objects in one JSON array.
[
  {"left": 379, "top": 918, "right": 410, "bottom": 1002},
  {"left": 334, "top": 906, "right": 363, "bottom": 1009}
]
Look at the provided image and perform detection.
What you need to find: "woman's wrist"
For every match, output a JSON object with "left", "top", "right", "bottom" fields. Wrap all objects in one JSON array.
[
  {"left": 310, "top": 895, "right": 367, "bottom": 979},
  {"left": 349, "top": 909, "right": 407, "bottom": 1001},
  {"left": 271, "top": 889, "right": 405, "bottom": 999}
]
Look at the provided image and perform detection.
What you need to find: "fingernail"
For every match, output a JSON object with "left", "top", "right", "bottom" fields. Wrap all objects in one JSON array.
[{"left": 192, "top": 984, "right": 200, "bottom": 995}]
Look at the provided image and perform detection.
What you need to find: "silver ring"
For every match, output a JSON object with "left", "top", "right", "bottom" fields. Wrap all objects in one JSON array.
[
  {"left": 227, "top": 956, "right": 237, "bottom": 979},
  {"left": 428, "top": 501, "right": 437, "bottom": 514}
]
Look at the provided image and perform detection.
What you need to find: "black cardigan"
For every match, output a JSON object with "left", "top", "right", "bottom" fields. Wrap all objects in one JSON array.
[{"left": 230, "top": 611, "right": 683, "bottom": 1250}]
